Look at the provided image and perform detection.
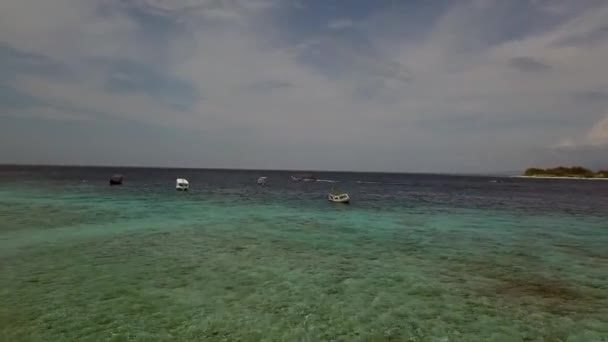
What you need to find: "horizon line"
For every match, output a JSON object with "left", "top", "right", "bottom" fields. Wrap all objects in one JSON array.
[{"left": 0, "top": 163, "right": 520, "bottom": 176}]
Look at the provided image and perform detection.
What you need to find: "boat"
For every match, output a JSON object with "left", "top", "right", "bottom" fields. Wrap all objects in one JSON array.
[
  {"left": 291, "top": 174, "right": 317, "bottom": 182},
  {"left": 109, "top": 174, "right": 123, "bottom": 185},
  {"left": 257, "top": 176, "right": 267, "bottom": 185},
  {"left": 328, "top": 189, "right": 350, "bottom": 204},
  {"left": 176, "top": 178, "right": 189, "bottom": 191}
]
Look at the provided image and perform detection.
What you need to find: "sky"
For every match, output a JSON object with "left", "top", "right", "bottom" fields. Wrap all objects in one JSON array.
[{"left": 1, "top": 0, "right": 607, "bottom": 173}]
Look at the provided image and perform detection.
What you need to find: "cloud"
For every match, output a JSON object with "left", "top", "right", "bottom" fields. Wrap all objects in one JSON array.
[
  {"left": 507, "top": 56, "right": 552, "bottom": 72},
  {"left": 327, "top": 19, "right": 354, "bottom": 30},
  {"left": 557, "top": 114, "right": 608, "bottom": 149},
  {"left": 0, "top": 44, "right": 74, "bottom": 84},
  {"left": 95, "top": 58, "right": 199, "bottom": 110},
  {"left": 11, "top": 74, "right": 192, "bottom": 128},
  {"left": 125, "top": 0, "right": 278, "bottom": 20},
  {"left": 3, "top": 106, "right": 92, "bottom": 122},
  {"left": 246, "top": 80, "right": 293, "bottom": 92},
  {"left": 570, "top": 89, "right": 608, "bottom": 102},
  {"left": 555, "top": 25, "right": 608, "bottom": 47},
  {"left": 587, "top": 114, "right": 608, "bottom": 145},
  {"left": 1, "top": 0, "right": 608, "bottom": 172}
]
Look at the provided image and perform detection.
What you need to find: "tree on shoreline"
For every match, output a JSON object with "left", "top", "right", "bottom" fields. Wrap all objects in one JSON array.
[{"left": 524, "top": 166, "right": 606, "bottom": 178}]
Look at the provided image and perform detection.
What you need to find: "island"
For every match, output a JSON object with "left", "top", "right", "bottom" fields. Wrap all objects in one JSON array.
[{"left": 522, "top": 166, "right": 608, "bottom": 179}]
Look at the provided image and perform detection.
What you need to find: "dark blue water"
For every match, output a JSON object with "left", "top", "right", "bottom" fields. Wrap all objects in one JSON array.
[{"left": 2, "top": 165, "right": 606, "bottom": 216}]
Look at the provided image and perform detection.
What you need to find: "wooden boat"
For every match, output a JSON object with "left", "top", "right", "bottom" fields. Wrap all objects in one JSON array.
[{"left": 109, "top": 174, "right": 123, "bottom": 185}]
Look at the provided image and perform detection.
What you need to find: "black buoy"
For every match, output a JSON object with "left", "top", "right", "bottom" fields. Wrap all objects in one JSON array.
[{"left": 109, "top": 174, "right": 123, "bottom": 185}]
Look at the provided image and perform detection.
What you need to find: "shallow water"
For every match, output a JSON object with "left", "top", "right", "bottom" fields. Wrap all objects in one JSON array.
[{"left": 1, "top": 166, "right": 607, "bottom": 341}]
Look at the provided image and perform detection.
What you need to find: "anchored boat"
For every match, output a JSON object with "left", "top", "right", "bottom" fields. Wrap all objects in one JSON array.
[
  {"left": 109, "top": 174, "right": 123, "bottom": 185},
  {"left": 176, "top": 178, "right": 190, "bottom": 191},
  {"left": 328, "top": 188, "right": 350, "bottom": 204}
]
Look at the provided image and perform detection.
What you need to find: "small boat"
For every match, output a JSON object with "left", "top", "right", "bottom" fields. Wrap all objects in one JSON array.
[
  {"left": 328, "top": 190, "right": 350, "bottom": 204},
  {"left": 109, "top": 174, "right": 123, "bottom": 185},
  {"left": 176, "top": 178, "right": 189, "bottom": 191},
  {"left": 257, "top": 176, "right": 267, "bottom": 185}
]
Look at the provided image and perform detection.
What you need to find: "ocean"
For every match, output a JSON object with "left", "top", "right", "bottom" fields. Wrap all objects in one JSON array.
[{"left": 1, "top": 166, "right": 606, "bottom": 341}]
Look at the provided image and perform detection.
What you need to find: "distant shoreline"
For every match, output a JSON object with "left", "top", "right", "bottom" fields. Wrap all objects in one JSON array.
[{"left": 513, "top": 175, "right": 608, "bottom": 180}]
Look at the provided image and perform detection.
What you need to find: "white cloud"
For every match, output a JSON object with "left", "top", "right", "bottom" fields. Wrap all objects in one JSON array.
[
  {"left": 0, "top": 0, "right": 137, "bottom": 63},
  {"left": 327, "top": 19, "right": 354, "bottom": 30},
  {"left": 557, "top": 114, "right": 608, "bottom": 149},
  {"left": 384, "top": 1, "right": 608, "bottom": 127},
  {"left": 12, "top": 74, "right": 193, "bottom": 129},
  {"left": 5, "top": 106, "right": 92, "bottom": 122},
  {"left": 132, "top": 0, "right": 277, "bottom": 14},
  {"left": 2, "top": 0, "right": 608, "bottom": 171},
  {"left": 135, "top": 0, "right": 210, "bottom": 12},
  {"left": 587, "top": 115, "right": 608, "bottom": 145},
  {"left": 131, "top": 0, "right": 278, "bottom": 24}
]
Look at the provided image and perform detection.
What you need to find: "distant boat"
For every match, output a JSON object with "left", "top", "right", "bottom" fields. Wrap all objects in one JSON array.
[
  {"left": 328, "top": 188, "right": 350, "bottom": 204},
  {"left": 109, "top": 174, "right": 123, "bottom": 185},
  {"left": 257, "top": 177, "right": 267, "bottom": 185},
  {"left": 291, "top": 174, "right": 317, "bottom": 182},
  {"left": 176, "top": 178, "right": 189, "bottom": 191}
]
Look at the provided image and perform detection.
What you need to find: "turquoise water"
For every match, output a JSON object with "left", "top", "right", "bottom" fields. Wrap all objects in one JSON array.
[{"left": 1, "top": 167, "right": 607, "bottom": 341}]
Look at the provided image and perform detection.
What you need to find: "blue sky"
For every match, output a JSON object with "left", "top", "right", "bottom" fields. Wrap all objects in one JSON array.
[{"left": 1, "top": 0, "right": 607, "bottom": 172}]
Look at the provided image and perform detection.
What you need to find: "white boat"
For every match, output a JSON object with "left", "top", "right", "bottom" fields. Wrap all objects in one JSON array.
[
  {"left": 257, "top": 176, "right": 267, "bottom": 185},
  {"left": 328, "top": 192, "right": 350, "bottom": 204},
  {"left": 176, "top": 178, "right": 189, "bottom": 191}
]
